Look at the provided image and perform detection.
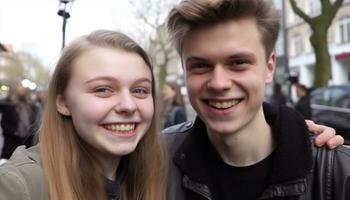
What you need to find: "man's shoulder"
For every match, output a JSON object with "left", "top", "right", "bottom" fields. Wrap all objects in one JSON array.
[
  {"left": 311, "top": 139, "right": 350, "bottom": 158},
  {"left": 162, "top": 121, "right": 194, "bottom": 154},
  {"left": 333, "top": 145, "right": 350, "bottom": 160},
  {"left": 312, "top": 143, "right": 350, "bottom": 173},
  {"left": 163, "top": 121, "right": 194, "bottom": 135}
]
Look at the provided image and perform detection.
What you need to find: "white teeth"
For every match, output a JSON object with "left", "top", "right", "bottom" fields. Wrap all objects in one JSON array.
[
  {"left": 209, "top": 100, "right": 240, "bottom": 109},
  {"left": 105, "top": 124, "right": 135, "bottom": 132}
]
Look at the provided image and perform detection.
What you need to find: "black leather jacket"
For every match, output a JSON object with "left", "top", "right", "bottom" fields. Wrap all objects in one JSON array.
[{"left": 164, "top": 104, "right": 350, "bottom": 200}]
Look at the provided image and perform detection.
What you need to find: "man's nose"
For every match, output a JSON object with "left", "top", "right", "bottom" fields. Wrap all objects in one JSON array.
[{"left": 207, "top": 65, "right": 232, "bottom": 91}]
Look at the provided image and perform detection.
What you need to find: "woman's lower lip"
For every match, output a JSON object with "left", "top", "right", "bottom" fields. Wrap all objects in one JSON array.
[
  {"left": 108, "top": 130, "right": 137, "bottom": 138},
  {"left": 112, "top": 131, "right": 137, "bottom": 138}
]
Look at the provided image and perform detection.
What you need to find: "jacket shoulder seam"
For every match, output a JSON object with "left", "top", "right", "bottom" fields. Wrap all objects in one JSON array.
[
  {"left": 0, "top": 169, "right": 31, "bottom": 200},
  {"left": 162, "top": 121, "right": 194, "bottom": 134},
  {"left": 336, "top": 146, "right": 350, "bottom": 156}
]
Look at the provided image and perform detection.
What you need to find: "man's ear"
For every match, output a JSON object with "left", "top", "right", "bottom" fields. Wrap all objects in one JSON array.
[
  {"left": 56, "top": 94, "right": 71, "bottom": 116},
  {"left": 265, "top": 52, "right": 276, "bottom": 84}
]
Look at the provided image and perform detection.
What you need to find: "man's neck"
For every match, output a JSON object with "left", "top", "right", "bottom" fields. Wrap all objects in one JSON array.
[{"left": 207, "top": 107, "right": 275, "bottom": 167}]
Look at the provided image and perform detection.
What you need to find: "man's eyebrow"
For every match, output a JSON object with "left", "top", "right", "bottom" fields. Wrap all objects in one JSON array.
[
  {"left": 227, "top": 52, "right": 255, "bottom": 59},
  {"left": 185, "top": 52, "right": 256, "bottom": 63},
  {"left": 185, "top": 56, "right": 209, "bottom": 63}
]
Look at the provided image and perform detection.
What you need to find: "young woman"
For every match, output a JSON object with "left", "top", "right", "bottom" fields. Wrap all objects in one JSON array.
[{"left": 0, "top": 30, "right": 167, "bottom": 200}]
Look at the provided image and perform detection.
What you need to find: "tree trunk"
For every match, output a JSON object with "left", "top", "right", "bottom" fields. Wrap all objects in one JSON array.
[
  {"left": 310, "top": 27, "right": 331, "bottom": 87},
  {"left": 158, "top": 63, "right": 167, "bottom": 91}
]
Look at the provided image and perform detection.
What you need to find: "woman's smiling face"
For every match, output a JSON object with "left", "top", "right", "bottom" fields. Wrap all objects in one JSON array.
[{"left": 57, "top": 47, "right": 154, "bottom": 160}]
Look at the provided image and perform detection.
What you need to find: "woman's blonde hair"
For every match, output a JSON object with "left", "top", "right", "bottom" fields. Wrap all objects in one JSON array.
[{"left": 39, "top": 30, "right": 167, "bottom": 200}]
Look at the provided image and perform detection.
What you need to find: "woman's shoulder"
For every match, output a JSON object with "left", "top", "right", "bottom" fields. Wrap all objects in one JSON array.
[
  {"left": 2, "top": 145, "right": 41, "bottom": 169},
  {"left": 0, "top": 145, "right": 48, "bottom": 199}
]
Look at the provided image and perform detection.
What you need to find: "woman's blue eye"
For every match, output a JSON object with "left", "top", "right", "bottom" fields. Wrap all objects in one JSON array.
[
  {"left": 94, "top": 87, "right": 113, "bottom": 97},
  {"left": 133, "top": 88, "right": 147, "bottom": 94},
  {"left": 132, "top": 87, "right": 151, "bottom": 98},
  {"left": 95, "top": 88, "right": 110, "bottom": 93}
]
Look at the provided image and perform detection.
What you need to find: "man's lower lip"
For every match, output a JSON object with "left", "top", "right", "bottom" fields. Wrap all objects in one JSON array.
[{"left": 207, "top": 106, "right": 234, "bottom": 115}]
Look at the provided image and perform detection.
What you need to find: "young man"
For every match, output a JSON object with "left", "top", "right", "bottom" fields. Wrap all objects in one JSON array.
[{"left": 164, "top": 0, "right": 350, "bottom": 199}]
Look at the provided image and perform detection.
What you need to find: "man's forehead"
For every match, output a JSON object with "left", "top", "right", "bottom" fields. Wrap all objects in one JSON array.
[{"left": 180, "top": 19, "right": 267, "bottom": 62}]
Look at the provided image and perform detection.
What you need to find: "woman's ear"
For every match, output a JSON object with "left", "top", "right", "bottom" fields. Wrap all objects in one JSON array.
[{"left": 56, "top": 94, "right": 71, "bottom": 116}]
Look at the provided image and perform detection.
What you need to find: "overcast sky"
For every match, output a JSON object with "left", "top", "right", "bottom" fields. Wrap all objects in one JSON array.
[{"left": 0, "top": 0, "right": 141, "bottom": 70}]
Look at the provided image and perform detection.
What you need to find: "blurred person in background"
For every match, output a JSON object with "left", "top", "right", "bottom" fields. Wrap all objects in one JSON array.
[
  {"left": 294, "top": 83, "right": 311, "bottom": 119},
  {"left": 269, "top": 83, "right": 286, "bottom": 106},
  {"left": 0, "top": 79, "right": 39, "bottom": 159},
  {"left": 33, "top": 86, "right": 48, "bottom": 116},
  {"left": 162, "top": 82, "right": 187, "bottom": 129}
]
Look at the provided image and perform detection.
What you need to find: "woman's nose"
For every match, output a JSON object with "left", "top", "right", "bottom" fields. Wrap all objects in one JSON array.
[{"left": 114, "top": 90, "right": 137, "bottom": 115}]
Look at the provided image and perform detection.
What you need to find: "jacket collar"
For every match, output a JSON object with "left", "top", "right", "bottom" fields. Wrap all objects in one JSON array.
[
  {"left": 173, "top": 103, "right": 313, "bottom": 185},
  {"left": 26, "top": 145, "right": 41, "bottom": 164}
]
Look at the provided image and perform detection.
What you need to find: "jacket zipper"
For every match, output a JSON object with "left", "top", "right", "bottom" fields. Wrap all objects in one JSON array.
[{"left": 182, "top": 175, "right": 213, "bottom": 200}]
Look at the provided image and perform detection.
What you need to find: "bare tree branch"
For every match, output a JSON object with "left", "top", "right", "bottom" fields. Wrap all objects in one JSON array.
[
  {"left": 289, "top": 0, "right": 313, "bottom": 24},
  {"left": 128, "top": 0, "right": 180, "bottom": 89},
  {"left": 330, "top": 0, "right": 344, "bottom": 15}
]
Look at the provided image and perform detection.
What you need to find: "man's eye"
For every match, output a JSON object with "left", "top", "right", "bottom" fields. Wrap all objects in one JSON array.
[
  {"left": 187, "top": 63, "right": 211, "bottom": 74},
  {"left": 192, "top": 63, "right": 209, "bottom": 69},
  {"left": 228, "top": 59, "right": 250, "bottom": 70},
  {"left": 232, "top": 59, "right": 248, "bottom": 65}
]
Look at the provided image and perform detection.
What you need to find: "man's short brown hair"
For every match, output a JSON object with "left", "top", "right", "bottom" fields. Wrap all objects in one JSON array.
[{"left": 167, "top": 0, "right": 280, "bottom": 58}]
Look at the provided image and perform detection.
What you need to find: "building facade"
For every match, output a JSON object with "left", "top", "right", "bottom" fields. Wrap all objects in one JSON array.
[{"left": 283, "top": 0, "right": 350, "bottom": 87}]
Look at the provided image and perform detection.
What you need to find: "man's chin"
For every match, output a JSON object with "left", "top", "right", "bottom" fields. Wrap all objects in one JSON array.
[{"left": 206, "top": 122, "right": 240, "bottom": 136}]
